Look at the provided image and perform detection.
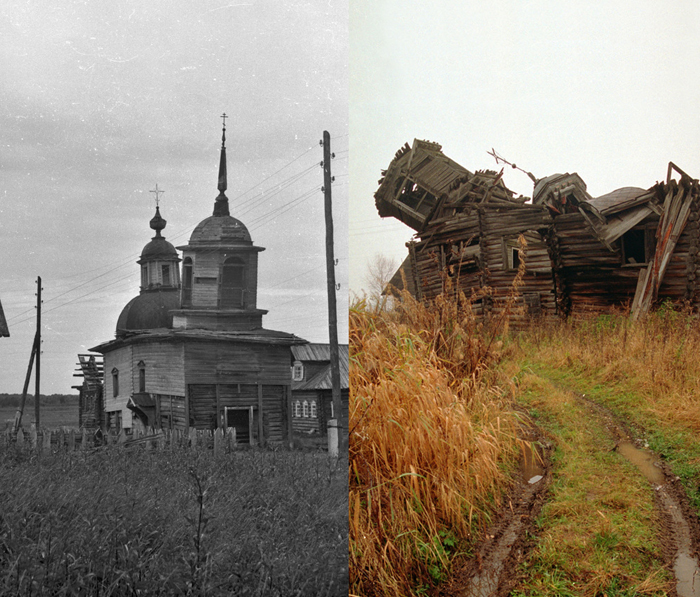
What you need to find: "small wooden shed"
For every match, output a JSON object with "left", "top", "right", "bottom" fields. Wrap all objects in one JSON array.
[
  {"left": 376, "top": 139, "right": 700, "bottom": 321},
  {"left": 290, "top": 343, "right": 349, "bottom": 439}
]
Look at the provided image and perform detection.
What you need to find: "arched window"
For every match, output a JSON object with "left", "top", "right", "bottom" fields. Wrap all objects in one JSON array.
[
  {"left": 182, "top": 257, "right": 193, "bottom": 306},
  {"left": 112, "top": 368, "right": 119, "bottom": 397},
  {"left": 310, "top": 400, "right": 317, "bottom": 419},
  {"left": 137, "top": 361, "right": 146, "bottom": 393},
  {"left": 141, "top": 266, "right": 148, "bottom": 289},
  {"left": 302, "top": 400, "right": 309, "bottom": 418},
  {"left": 294, "top": 401, "right": 301, "bottom": 418},
  {"left": 221, "top": 256, "right": 245, "bottom": 308}
]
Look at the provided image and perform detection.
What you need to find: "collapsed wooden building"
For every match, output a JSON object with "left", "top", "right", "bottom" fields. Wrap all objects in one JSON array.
[{"left": 377, "top": 139, "right": 700, "bottom": 322}]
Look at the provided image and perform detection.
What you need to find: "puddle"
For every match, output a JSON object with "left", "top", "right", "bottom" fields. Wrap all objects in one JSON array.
[
  {"left": 617, "top": 441, "right": 665, "bottom": 485},
  {"left": 617, "top": 440, "right": 700, "bottom": 597},
  {"left": 454, "top": 440, "right": 549, "bottom": 597},
  {"left": 521, "top": 442, "right": 545, "bottom": 483},
  {"left": 676, "top": 552, "right": 700, "bottom": 597}
]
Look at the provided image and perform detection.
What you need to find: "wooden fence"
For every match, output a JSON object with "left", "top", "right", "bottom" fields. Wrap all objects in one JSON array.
[{"left": 1, "top": 426, "right": 244, "bottom": 455}]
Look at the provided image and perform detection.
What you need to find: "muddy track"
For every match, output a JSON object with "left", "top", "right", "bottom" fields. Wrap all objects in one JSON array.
[
  {"left": 437, "top": 423, "right": 553, "bottom": 597},
  {"left": 579, "top": 393, "right": 700, "bottom": 597},
  {"left": 439, "top": 389, "right": 700, "bottom": 597}
]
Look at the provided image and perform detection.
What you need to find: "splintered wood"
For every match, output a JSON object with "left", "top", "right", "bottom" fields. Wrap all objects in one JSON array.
[{"left": 376, "top": 140, "right": 700, "bottom": 322}]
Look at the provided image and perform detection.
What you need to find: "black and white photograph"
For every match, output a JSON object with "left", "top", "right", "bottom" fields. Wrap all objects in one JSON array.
[{"left": 1, "top": 1, "right": 348, "bottom": 595}]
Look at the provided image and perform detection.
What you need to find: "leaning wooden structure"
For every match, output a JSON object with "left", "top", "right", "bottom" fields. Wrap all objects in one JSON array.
[{"left": 377, "top": 139, "right": 700, "bottom": 323}]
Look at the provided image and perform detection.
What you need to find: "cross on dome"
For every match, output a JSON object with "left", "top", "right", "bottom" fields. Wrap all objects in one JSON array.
[{"left": 150, "top": 183, "right": 165, "bottom": 207}]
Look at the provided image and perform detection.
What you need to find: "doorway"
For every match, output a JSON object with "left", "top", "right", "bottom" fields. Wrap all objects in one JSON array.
[{"left": 225, "top": 406, "right": 255, "bottom": 445}]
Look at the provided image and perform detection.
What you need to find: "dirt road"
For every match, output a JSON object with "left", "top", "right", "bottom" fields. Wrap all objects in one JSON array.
[{"left": 440, "top": 372, "right": 700, "bottom": 597}]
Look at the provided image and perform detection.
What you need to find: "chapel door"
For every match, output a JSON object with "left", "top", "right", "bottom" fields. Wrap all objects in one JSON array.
[{"left": 225, "top": 407, "right": 252, "bottom": 444}]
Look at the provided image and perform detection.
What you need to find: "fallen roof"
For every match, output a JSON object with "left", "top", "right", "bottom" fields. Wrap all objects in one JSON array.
[{"left": 374, "top": 139, "right": 524, "bottom": 231}]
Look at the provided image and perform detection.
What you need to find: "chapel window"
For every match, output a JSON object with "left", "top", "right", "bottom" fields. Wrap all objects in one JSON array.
[
  {"left": 182, "top": 258, "right": 193, "bottom": 306},
  {"left": 138, "top": 361, "right": 146, "bottom": 393},
  {"left": 221, "top": 256, "right": 245, "bottom": 308}
]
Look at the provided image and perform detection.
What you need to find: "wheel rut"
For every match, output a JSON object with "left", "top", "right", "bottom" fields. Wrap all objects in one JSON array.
[
  {"left": 438, "top": 423, "right": 552, "bottom": 597},
  {"left": 439, "top": 386, "right": 700, "bottom": 597},
  {"left": 580, "top": 393, "right": 700, "bottom": 597}
]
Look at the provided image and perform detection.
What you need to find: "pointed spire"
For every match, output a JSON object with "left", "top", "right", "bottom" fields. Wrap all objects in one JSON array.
[{"left": 213, "top": 113, "right": 230, "bottom": 217}]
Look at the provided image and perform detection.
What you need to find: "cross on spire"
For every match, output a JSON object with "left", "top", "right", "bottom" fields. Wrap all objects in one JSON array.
[
  {"left": 221, "top": 113, "right": 227, "bottom": 148},
  {"left": 149, "top": 183, "right": 164, "bottom": 207}
]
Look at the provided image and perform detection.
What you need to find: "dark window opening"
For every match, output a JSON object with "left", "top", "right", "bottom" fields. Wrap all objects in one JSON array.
[
  {"left": 112, "top": 368, "right": 119, "bottom": 397},
  {"left": 622, "top": 228, "right": 649, "bottom": 265},
  {"left": 221, "top": 257, "right": 245, "bottom": 308},
  {"left": 182, "top": 258, "right": 193, "bottom": 306},
  {"left": 511, "top": 247, "right": 521, "bottom": 270},
  {"left": 138, "top": 361, "right": 146, "bottom": 393},
  {"left": 161, "top": 264, "right": 170, "bottom": 286}
]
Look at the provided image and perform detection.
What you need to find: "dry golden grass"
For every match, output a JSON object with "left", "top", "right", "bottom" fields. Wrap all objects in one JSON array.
[
  {"left": 525, "top": 304, "right": 700, "bottom": 436},
  {"left": 349, "top": 289, "right": 526, "bottom": 596}
]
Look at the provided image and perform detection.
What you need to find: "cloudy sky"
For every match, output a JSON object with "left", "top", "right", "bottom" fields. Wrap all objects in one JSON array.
[
  {"left": 1, "top": 0, "right": 348, "bottom": 395},
  {"left": 350, "top": 1, "right": 700, "bottom": 293}
]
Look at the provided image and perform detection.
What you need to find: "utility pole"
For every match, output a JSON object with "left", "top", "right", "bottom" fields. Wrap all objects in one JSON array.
[
  {"left": 35, "top": 276, "right": 42, "bottom": 428},
  {"left": 13, "top": 276, "right": 42, "bottom": 434},
  {"left": 321, "top": 130, "right": 342, "bottom": 457}
]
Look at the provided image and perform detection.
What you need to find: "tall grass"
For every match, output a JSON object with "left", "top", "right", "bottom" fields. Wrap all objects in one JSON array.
[
  {"left": 0, "top": 447, "right": 347, "bottom": 596},
  {"left": 349, "top": 287, "right": 527, "bottom": 596},
  {"left": 520, "top": 303, "right": 700, "bottom": 435}
]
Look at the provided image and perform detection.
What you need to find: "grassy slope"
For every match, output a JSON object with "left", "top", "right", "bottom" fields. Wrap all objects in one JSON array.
[{"left": 0, "top": 447, "right": 347, "bottom": 596}]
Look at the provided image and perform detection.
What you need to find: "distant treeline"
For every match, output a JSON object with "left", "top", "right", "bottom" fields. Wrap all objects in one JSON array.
[{"left": 0, "top": 394, "right": 78, "bottom": 407}]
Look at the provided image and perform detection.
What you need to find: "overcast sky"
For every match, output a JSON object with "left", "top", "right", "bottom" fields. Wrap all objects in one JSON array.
[
  {"left": 350, "top": 1, "right": 700, "bottom": 294},
  {"left": 1, "top": 0, "right": 348, "bottom": 395}
]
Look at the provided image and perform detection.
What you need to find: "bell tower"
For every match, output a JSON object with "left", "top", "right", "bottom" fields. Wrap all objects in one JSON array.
[{"left": 172, "top": 116, "right": 266, "bottom": 331}]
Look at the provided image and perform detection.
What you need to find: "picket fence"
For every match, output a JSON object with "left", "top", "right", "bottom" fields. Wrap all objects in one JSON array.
[{"left": 1, "top": 426, "right": 243, "bottom": 455}]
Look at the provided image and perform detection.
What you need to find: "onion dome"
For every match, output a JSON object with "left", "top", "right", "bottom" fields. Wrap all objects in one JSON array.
[
  {"left": 139, "top": 206, "right": 179, "bottom": 262},
  {"left": 116, "top": 290, "right": 180, "bottom": 334}
]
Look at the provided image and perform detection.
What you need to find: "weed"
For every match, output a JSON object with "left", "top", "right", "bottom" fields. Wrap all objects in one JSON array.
[
  {"left": 0, "top": 448, "right": 347, "bottom": 596},
  {"left": 350, "top": 287, "right": 525, "bottom": 595}
]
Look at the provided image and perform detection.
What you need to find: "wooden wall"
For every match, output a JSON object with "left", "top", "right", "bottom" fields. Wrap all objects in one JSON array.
[
  {"left": 132, "top": 342, "right": 185, "bottom": 395},
  {"left": 412, "top": 205, "right": 558, "bottom": 324},
  {"left": 103, "top": 345, "right": 134, "bottom": 428},
  {"left": 155, "top": 394, "right": 187, "bottom": 430},
  {"left": 187, "top": 382, "right": 287, "bottom": 444},
  {"left": 407, "top": 199, "right": 700, "bottom": 322},
  {"left": 186, "top": 249, "right": 260, "bottom": 310},
  {"left": 184, "top": 340, "right": 292, "bottom": 386},
  {"left": 292, "top": 390, "right": 321, "bottom": 434}
]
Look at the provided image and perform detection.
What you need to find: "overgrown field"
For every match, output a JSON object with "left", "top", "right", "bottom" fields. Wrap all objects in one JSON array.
[
  {"left": 349, "top": 291, "right": 528, "bottom": 596},
  {"left": 512, "top": 306, "right": 700, "bottom": 510},
  {"left": 351, "top": 285, "right": 700, "bottom": 596},
  {"left": 0, "top": 446, "right": 347, "bottom": 596}
]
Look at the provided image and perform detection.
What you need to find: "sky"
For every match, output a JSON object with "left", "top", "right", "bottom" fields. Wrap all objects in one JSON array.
[
  {"left": 0, "top": 0, "right": 348, "bottom": 395},
  {"left": 350, "top": 1, "right": 700, "bottom": 294}
]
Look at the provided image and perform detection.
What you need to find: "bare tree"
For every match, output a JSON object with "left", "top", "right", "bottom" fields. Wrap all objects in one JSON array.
[{"left": 364, "top": 253, "right": 398, "bottom": 298}]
